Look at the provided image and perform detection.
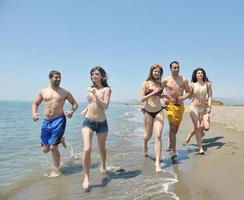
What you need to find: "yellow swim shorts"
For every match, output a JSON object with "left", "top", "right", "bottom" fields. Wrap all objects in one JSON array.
[{"left": 165, "top": 103, "right": 185, "bottom": 125}]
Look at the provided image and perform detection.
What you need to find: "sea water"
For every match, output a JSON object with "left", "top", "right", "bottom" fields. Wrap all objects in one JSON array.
[{"left": 0, "top": 100, "right": 179, "bottom": 200}]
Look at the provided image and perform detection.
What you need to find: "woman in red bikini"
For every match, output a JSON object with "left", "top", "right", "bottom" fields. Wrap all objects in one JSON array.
[{"left": 140, "top": 64, "right": 166, "bottom": 172}]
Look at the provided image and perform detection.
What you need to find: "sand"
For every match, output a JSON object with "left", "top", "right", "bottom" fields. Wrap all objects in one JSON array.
[
  {"left": 3, "top": 105, "right": 244, "bottom": 200},
  {"left": 172, "top": 105, "right": 244, "bottom": 200}
]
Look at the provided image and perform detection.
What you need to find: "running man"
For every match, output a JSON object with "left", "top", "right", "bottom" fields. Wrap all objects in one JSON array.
[
  {"left": 32, "top": 70, "right": 78, "bottom": 177},
  {"left": 162, "top": 61, "right": 190, "bottom": 158}
]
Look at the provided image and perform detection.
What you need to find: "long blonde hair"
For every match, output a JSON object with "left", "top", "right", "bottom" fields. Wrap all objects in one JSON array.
[{"left": 146, "top": 64, "right": 163, "bottom": 86}]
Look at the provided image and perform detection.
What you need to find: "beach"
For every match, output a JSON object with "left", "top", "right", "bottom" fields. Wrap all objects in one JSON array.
[
  {"left": 171, "top": 105, "right": 244, "bottom": 200},
  {"left": 1, "top": 102, "right": 244, "bottom": 200}
]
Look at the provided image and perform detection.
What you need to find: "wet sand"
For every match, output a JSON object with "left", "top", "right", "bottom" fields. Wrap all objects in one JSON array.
[{"left": 2, "top": 105, "right": 244, "bottom": 200}]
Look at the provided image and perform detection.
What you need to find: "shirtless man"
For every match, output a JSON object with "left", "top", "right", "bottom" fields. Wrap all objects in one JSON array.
[
  {"left": 32, "top": 70, "right": 78, "bottom": 177},
  {"left": 162, "top": 61, "right": 190, "bottom": 158}
]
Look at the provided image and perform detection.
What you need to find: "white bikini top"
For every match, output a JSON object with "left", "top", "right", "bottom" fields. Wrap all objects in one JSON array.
[
  {"left": 191, "top": 82, "right": 208, "bottom": 99},
  {"left": 87, "top": 88, "right": 105, "bottom": 103}
]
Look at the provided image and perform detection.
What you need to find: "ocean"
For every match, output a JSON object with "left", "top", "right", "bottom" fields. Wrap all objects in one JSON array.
[{"left": 0, "top": 100, "right": 180, "bottom": 200}]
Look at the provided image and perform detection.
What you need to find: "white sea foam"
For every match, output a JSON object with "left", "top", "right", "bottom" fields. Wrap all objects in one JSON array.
[
  {"left": 133, "top": 127, "right": 145, "bottom": 134},
  {"left": 129, "top": 172, "right": 179, "bottom": 200},
  {"left": 123, "top": 111, "right": 143, "bottom": 123},
  {"left": 1, "top": 102, "right": 179, "bottom": 199},
  {"left": 67, "top": 143, "right": 81, "bottom": 160},
  {"left": 161, "top": 170, "right": 180, "bottom": 200}
]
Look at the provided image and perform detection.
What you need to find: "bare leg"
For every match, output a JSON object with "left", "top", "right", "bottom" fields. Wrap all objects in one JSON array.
[
  {"left": 49, "top": 145, "right": 61, "bottom": 177},
  {"left": 166, "top": 137, "right": 171, "bottom": 151},
  {"left": 184, "top": 109, "right": 205, "bottom": 145},
  {"left": 168, "top": 123, "right": 179, "bottom": 156},
  {"left": 154, "top": 111, "right": 164, "bottom": 172},
  {"left": 82, "top": 128, "right": 93, "bottom": 189},
  {"left": 195, "top": 129, "right": 204, "bottom": 154},
  {"left": 203, "top": 112, "right": 210, "bottom": 131},
  {"left": 61, "top": 137, "right": 67, "bottom": 149},
  {"left": 199, "top": 113, "right": 206, "bottom": 137},
  {"left": 184, "top": 128, "right": 194, "bottom": 145},
  {"left": 190, "top": 111, "right": 204, "bottom": 154},
  {"left": 41, "top": 145, "right": 50, "bottom": 153},
  {"left": 97, "top": 133, "right": 108, "bottom": 174},
  {"left": 143, "top": 113, "right": 153, "bottom": 157}
]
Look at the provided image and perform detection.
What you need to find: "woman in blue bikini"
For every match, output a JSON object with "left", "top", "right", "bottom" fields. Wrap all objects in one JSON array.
[
  {"left": 81, "top": 66, "right": 111, "bottom": 191},
  {"left": 140, "top": 64, "right": 166, "bottom": 172}
]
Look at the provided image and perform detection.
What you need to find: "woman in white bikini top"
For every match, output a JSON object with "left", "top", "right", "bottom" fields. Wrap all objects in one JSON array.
[
  {"left": 81, "top": 66, "right": 111, "bottom": 191},
  {"left": 190, "top": 68, "right": 212, "bottom": 112},
  {"left": 190, "top": 82, "right": 208, "bottom": 112},
  {"left": 184, "top": 68, "right": 212, "bottom": 154}
]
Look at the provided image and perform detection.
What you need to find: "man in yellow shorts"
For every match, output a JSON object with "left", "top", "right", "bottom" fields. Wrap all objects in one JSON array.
[
  {"left": 162, "top": 61, "right": 190, "bottom": 158},
  {"left": 166, "top": 102, "right": 185, "bottom": 125}
]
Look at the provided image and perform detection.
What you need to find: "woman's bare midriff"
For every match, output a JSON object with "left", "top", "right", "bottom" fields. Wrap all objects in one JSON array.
[
  {"left": 144, "top": 98, "right": 162, "bottom": 112},
  {"left": 85, "top": 103, "right": 106, "bottom": 122}
]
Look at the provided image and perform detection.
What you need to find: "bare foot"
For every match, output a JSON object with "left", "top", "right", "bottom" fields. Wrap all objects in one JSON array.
[
  {"left": 144, "top": 151, "right": 148, "bottom": 157},
  {"left": 100, "top": 168, "right": 107, "bottom": 174},
  {"left": 183, "top": 141, "right": 189, "bottom": 146},
  {"left": 170, "top": 150, "right": 177, "bottom": 159},
  {"left": 61, "top": 137, "right": 67, "bottom": 149},
  {"left": 166, "top": 144, "right": 173, "bottom": 152},
  {"left": 155, "top": 164, "right": 162, "bottom": 172},
  {"left": 82, "top": 177, "right": 90, "bottom": 192},
  {"left": 166, "top": 148, "right": 173, "bottom": 152},
  {"left": 48, "top": 169, "right": 61, "bottom": 178},
  {"left": 199, "top": 148, "right": 205, "bottom": 155}
]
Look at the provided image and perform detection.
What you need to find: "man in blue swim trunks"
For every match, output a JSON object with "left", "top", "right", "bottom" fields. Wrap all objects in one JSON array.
[{"left": 32, "top": 70, "right": 78, "bottom": 177}]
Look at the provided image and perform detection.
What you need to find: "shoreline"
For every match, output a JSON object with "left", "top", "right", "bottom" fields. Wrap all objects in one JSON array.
[
  {"left": 2, "top": 104, "right": 244, "bottom": 200},
  {"left": 124, "top": 104, "right": 244, "bottom": 199}
]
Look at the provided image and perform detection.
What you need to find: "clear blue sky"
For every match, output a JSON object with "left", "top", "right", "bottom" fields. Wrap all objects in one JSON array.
[{"left": 0, "top": 0, "right": 244, "bottom": 102}]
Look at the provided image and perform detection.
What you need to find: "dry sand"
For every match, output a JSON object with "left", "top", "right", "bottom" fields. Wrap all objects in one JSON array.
[{"left": 172, "top": 105, "right": 244, "bottom": 200}]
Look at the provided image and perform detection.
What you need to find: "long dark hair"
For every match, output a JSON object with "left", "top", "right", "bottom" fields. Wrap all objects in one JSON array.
[
  {"left": 146, "top": 64, "right": 163, "bottom": 86},
  {"left": 90, "top": 66, "right": 109, "bottom": 87},
  {"left": 191, "top": 68, "right": 209, "bottom": 83}
]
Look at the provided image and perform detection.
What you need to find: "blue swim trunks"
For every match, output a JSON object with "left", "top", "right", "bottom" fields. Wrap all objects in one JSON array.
[{"left": 40, "top": 115, "right": 66, "bottom": 146}]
